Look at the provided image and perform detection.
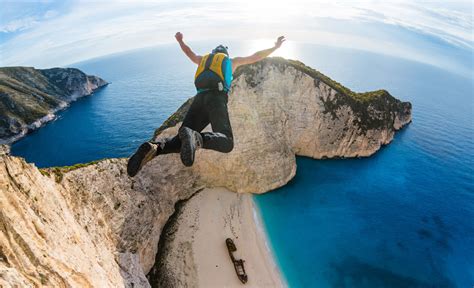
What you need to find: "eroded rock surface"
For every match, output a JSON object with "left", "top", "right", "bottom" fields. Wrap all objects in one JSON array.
[
  {"left": 0, "top": 58, "right": 411, "bottom": 287},
  {"left": 1, "top": 154, "right": 201, "bottom": 287}
]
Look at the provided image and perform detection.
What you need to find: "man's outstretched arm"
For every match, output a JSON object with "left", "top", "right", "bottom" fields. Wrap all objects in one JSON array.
[
  {"left": 175, "top": 32, "right": 202, "bottom": 65},
  {"left": 232, "top": 36, "right": 286, "bottom": 71}
]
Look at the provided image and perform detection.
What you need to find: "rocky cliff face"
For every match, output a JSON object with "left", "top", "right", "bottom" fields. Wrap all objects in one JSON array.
[
  {"left": 1, "top": 150, "right": 200, "bottom": 287},
  {"left": 154, "top": 58, "right": 411, "bottom": 193},
  {"left": 0, "top": 58, "right": 411, "bottom": 287},
  {"left": 0, "top": 67, "right": 108, "bottom": 144}
]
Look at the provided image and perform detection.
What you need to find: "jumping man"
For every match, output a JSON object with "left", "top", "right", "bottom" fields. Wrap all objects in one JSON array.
[{"left": 127, "top": 33, "right": 286, "bottom": 177}]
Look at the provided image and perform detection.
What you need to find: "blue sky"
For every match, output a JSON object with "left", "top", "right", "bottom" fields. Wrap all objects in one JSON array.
[{"left": 0, "top": 0, "right": 472, "bottom": 77}]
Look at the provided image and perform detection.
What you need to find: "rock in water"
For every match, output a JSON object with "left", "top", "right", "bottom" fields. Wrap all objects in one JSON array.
[
  {"left": 0, "top": 67, "right": 108, "bottom": 144},
  {"left": 0, "top": 58, "right": 411, "bottom": 287}
]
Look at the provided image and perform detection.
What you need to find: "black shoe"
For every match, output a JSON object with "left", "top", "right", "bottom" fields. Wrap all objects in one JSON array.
[
  {"left": 179, "top": 127, "right": 203, "bottom": 167},
  {"left": 127, "top": 141, "right": 158, "bottom": 177}
]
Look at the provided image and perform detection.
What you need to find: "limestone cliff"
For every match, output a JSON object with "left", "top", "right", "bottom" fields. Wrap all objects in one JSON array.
[
  {"left": 0, "top": 58, "right": 411, "bottom": 287},
  {"left": 1, "top": 149, "right": 201, "bottom": 287},
  {"left": 0, "top": 67, "right": 108, "bottom": 144},
  {"left": 154, "top": 58, "right": 412, "bottom": 193}
]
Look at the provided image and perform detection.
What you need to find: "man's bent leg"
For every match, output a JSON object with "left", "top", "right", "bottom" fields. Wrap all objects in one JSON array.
[
  {"left": 178, "top": 93, "right": 210, "bottom": 166},
  {"left": 151, "top": 93, "right": 210, "bottom": 166},
  {"left": 201, "top": 92, "right": 234, "bottom": 153},
  {"left": 157, "top": 93, "right": 210, "bottom": 155},
  {"left": 156, "top": 136, "right": 180, "bottom": 154},
  {"left": 181, "top": 93, "right": 210, "bottom": 131},
  {"left": 127, "top": 93, "right": 210, "bottom": 176},
  {"left": 127, "top": 141, "right": 158, "bottom": 177}
]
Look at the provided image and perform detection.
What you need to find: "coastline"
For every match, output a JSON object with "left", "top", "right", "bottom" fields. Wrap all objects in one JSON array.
[
  {"left": 154, "top": 187, "right": 286, "bottom": 287},
  {"left": 0, "top": 73, "right": 108, "bottom": 145},
  {"left": 250, "top": 195, "right": 288, "bottom": 287},
  {"left": 0, "top": 93, "right": 96, "bottom": 145},
  {"left": 0, "top": 108, "right": 61, "bottom": 145}
]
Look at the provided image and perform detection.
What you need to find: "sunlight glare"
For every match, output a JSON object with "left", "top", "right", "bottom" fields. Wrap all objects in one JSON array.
[{"left": 245, "top": 39, "right": 298, "bottom": 60}]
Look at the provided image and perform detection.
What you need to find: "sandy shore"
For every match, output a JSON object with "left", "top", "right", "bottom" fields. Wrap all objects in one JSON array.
[{"left": 156, "top": 187, "right": 286, "bottom": 287}]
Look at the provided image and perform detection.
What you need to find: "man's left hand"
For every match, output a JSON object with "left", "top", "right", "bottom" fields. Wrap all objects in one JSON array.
[{"left": 275, "top": 36, "right": 286, "bottom": 48}]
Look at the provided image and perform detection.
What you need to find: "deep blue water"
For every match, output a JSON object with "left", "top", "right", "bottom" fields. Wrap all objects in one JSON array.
[
  {"left": 11, "top": 43, "right": 473, "bottom": 287},
  {"left": 255, "top": 46, "right": 474, "bottom": 287}
]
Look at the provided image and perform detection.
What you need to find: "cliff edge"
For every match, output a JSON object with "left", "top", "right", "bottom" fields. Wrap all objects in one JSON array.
[
  {"left": 0, "top": 58, "right": 411, "bottom": 287},
  {"left": 0, "top": 67, "right": 108, "bottom": 144}
]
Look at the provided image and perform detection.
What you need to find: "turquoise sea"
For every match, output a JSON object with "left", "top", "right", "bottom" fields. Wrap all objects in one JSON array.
[{"left": 11, "top": 43, "right": 473, "bottom": 287}]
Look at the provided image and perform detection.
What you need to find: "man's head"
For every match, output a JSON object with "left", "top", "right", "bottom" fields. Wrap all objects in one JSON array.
[{"left": 212, "top": 45, "right": 229, "bottom": 56}]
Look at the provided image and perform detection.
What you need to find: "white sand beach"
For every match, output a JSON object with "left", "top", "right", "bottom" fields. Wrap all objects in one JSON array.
[{"left": 159, "top": 187, "right": 286, "bottom": 287}]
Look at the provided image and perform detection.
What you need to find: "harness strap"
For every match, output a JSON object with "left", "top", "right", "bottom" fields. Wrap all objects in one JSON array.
[{"left": 204, "top": 54, "right": 214, "bottom": 70}]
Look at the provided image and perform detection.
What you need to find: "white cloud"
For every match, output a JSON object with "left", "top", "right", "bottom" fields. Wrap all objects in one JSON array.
[
  {"left": 0, "top": 0, "right": 471, "bottom": 76},
  {"left": 352, "top": 1, "right": 473, "bottom": 49},
  {"left": 0, "top": 17, "right": 39, "bottom": 33},
  {"left": 43, "top": 9, "right": 58, "bottom": 19}
]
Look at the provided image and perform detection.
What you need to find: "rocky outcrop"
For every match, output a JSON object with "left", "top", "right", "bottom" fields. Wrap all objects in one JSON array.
[
  {"left": 0, "top": 58, "right": 411, "bottom": 287},
  {"left": 0, "top": 67, "right": 108, "bottom": 144},
  {"left": 154, "top": 58, "right": 411, "bottom": 193}
]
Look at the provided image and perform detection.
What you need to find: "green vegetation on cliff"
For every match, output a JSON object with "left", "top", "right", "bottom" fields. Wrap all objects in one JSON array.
[
  {"left": 0, "top": 66, "right": 107, "bottom": 143},
  {"left": 40, "top": 160, "right": 101, "bottom": 182},
  {"left": 234, "top": 57, "right": 388, "bottom": 102}
]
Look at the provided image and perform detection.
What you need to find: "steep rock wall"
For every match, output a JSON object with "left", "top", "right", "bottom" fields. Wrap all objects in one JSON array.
[{"left": 1, "top": 152, "right": 201, "bottom": 287}]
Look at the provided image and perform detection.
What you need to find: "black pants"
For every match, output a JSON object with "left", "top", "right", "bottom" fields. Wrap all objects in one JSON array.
[{"left": 159, "top": 90, "right": 234, "bottom": 154}]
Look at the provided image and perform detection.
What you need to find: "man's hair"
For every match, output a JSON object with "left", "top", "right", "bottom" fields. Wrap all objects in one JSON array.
[{"left": 212, "top": 45, "right": 229, "bottom": 56}]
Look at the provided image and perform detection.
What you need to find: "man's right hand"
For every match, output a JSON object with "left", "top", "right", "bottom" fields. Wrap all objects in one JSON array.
[
  {"left": 175, "top": 32, "right": 183, "bottom": 42},
  {"left": 175, "top": 32, "right": 201, "bottom": 65}
]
